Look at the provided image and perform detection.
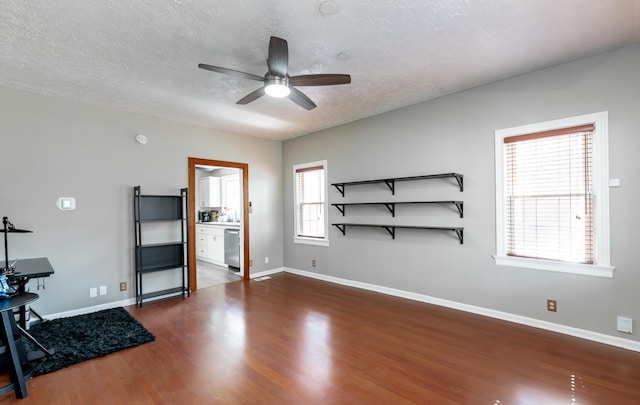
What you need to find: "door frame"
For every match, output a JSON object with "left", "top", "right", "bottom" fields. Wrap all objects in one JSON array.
[{"left": 188, "top": 157, "right": 250, "bottom": 289}]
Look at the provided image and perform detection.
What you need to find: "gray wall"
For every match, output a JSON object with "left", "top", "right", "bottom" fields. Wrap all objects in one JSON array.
[
  {"left": 0, "top": 87, "right": 283, "bottom": 314},
  {"left": 283, "top": 43, "right": 640, "bottom": 342}
]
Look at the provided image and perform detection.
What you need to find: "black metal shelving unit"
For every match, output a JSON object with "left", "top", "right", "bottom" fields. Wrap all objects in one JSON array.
[
  {"left": 134, "top": 186, "right": 190, "bottom": 307},
  {"left": 331, "top": 173, "right": 464, "bottom": 244}
]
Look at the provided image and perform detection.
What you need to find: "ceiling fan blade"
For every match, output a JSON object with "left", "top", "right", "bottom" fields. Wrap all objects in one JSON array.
[
  {"left": 236, "top": 87, "right": 266, "bottom": 105},
  {"left": 198, "top": 64, "right": 264, "bottom": 81},
  {"left": 288, "top": 87, "right": 316, "bottom": 110},
  {"left": 267, "top": 36, "right": 288, "bottom": 77},
  {"left": 289, "top": 74, "right": 351, "bottom": 87}
]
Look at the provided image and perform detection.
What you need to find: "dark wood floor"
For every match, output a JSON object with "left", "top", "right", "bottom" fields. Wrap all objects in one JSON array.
[{"left": 2, "top": 273, "right": 639, "bottom": 404}]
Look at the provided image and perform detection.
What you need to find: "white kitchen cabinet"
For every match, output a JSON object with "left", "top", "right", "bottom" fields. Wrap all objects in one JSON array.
[
  {"left": 207, "top": 227, "right": 225, "bottom": 265},
  {"left": 196, "top": 225, "right": 208, "bottom": 259},
  {"left": 196, "top": 224, "right": 226, "bottom": 266},
  {"left": 198, "top": 176, "right": 221, "bottom": 208}
]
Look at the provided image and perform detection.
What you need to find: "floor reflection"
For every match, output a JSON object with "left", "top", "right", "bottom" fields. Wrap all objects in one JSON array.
[{"left": 297, "top": 311, "right": 333, "bottom": 394}]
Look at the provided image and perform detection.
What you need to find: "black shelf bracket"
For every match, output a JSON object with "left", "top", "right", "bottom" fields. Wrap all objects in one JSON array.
[
  {"left": 334, "top": 223, "right": 346, "bottom": 235},
  {"left": 384, "top": 179, "right": 395, "bottom": 195},
  {"left": 382, "top": 226, "right": 396, "bottom": 239},
  {"left": 334, "top": 204, "right": 345, "bottom": 216},
  {"left": 454, "top": 229, "right": 464, "bottom": 244},
  {"left": 454, "top": 202, "right": 463, "bottom": 218},
  {"left": 384, "top": 203, "right": 396, "bottom": 217},
  {"left": 333, "top": 183, "right": 345, "bottom": 197},
  {"left": 454, "top": 174, "right": 464, "bottom": 192}
]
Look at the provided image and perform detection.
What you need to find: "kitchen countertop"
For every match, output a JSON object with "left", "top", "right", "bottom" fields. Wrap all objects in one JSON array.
[{"left": 196, "top": 221, "right": 241, "bottom": 227}]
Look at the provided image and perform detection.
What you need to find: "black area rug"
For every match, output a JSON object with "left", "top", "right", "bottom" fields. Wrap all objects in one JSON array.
[{"left": 25, "top": 307, "right": 155, "bottom": 376}]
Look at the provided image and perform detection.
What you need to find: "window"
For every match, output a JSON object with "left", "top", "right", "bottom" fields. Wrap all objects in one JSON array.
[
  {"left": 293, "top": 161, "right": 329, "bottom": 246},
  {"left": 495, "top": 112, "right": 613, "bottom": 277}
]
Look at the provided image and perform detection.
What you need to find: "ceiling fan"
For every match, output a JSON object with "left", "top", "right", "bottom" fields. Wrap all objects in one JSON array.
[{"left": 198, "top": 36, "right": 351, "bottom": 110}]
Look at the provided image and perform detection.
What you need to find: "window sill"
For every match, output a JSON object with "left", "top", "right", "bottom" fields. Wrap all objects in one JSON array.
[
  {"left": 294, "top": 237, "right": 330, "bottom": 247},
  {"left": 494, "top": 255, "right": 614, "bottom": 278}
]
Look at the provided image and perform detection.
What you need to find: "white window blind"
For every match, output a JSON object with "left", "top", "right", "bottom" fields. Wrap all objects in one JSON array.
[
  {"left": 504, "top": 124, "right": 594, "bottom": 264},
  {"left": 295, "top": 164, "right": 326, "bottom": 239}
]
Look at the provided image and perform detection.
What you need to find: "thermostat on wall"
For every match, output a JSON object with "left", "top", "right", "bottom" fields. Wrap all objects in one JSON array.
[{"left": 57, "top": 197, "right": 76, "bottom": 210}]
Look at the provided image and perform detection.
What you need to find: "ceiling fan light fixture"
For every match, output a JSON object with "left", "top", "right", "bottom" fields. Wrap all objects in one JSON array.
[{"left": 264, "top": 77, "right": 290, "bottom": 98}]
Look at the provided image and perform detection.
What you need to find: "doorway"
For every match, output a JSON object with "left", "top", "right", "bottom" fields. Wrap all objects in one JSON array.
[{"left": 188, "top": 157, "right": 249, "bottom": 291}]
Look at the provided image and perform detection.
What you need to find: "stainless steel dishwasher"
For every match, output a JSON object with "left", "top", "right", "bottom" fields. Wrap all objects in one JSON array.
[{"left": 224, "top": 228, "right": 240, "bottom": 271}]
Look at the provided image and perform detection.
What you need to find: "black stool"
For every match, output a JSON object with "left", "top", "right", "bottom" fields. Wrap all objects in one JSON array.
[{"left": 0, "top": 292, "right": 38, "bottom": 399}]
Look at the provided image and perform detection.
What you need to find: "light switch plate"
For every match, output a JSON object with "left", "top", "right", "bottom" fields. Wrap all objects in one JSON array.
[{"left": 609, "top": 178, "right": 621, "bottom": 187}]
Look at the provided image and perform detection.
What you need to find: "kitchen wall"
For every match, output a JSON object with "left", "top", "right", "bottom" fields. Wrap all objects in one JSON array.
[
  {"left": 0, "top": 86, "right": 283, "bottom": 314},
  {"left": 282, "top": 43, "right": 640, "bottom": 344}
]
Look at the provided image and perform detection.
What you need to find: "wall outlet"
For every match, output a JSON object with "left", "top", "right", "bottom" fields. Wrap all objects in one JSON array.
[
  {"left": 617, "top": 316, "right": 633, "bottom": 334},
  {"left": 312, "top": 259, "right": 317, "bottom": 267},
  {"left": 547, "top": 299, "right": 557, "bottom": 312},
  {"left": 265, "top": 256, "right": 269, "bottom": 264},
  {"left": 249, "top": 259, "right": 253, "bottom": 267},
  {"left": 120, "top": 282, "right": 127, "bottom": 291},
  {"left": 89, "top": 287, "right": 97, "bottom": 298},
  {"left": 99, "top": 285, "right": 107, "bottom": 296}
]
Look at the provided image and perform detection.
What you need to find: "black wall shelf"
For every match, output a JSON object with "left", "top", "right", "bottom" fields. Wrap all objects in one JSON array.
[
  {"left": 134, "top": 186, "right": 190, "bottom": 307},
  {"left": 330, "top": 172, "right": 465, "bottom": 244},
  {"left": 331, "top": 173, "right": 463, "bottom": 196},
  {"left": 332, "top": 223, "right": 464, "bottom": 244},
  {"left": 332, "top": 201, "right": 463, "bottom": 218}
]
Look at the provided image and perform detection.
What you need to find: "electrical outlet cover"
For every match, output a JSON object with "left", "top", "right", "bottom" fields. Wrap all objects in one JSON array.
[{"left": 617, "top": 316, "right": 633, "bottom": 333}]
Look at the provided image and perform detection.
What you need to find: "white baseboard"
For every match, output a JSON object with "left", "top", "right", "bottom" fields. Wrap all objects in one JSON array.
[
  {"left": 36, "top": 298, "right": 136, "bottom": 322},
  {"left": 284, "top": 267, "right": 640, "bottom": 352},
  {"left": 250, "top": 267, "right": 285, "bottom": 279}
]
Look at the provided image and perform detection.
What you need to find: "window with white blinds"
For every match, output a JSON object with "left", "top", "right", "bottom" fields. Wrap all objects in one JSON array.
[
  {"left": 504, "top": 125, "right": 594, "bottom": 264},
  {"left": 495, "top": 112, "right": 613, "bottom": 278},
  {"left": 293, "top": 161, "right": 329, "bottom": 246}
]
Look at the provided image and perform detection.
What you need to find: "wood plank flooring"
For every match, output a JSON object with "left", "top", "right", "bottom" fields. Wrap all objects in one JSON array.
[{"left": 2, "top": 273, "right": 639, "bottom": 404}]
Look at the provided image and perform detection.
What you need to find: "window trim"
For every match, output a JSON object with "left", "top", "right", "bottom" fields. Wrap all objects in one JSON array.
[
  {"left": 293, "top": 160, "right": 329, "bottom": 247},
  {"left": 494, "top": 112, "right": 613, "bottom": 278}
]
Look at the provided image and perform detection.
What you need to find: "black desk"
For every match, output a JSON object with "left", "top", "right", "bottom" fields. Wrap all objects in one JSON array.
[
  {"left": 0, "top": 257, "right": 54, "bottom": 329},
  {"left": 0, "top": 292, "right": 38, "bottom": 399},
  {"left": 0, "top": 258, "right": 54, "bottom": 359}
]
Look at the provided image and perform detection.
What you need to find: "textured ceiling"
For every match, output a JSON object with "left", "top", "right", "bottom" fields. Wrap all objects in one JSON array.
[{"left": 2, "top": 1, "right": 639, "bottom": 140}]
